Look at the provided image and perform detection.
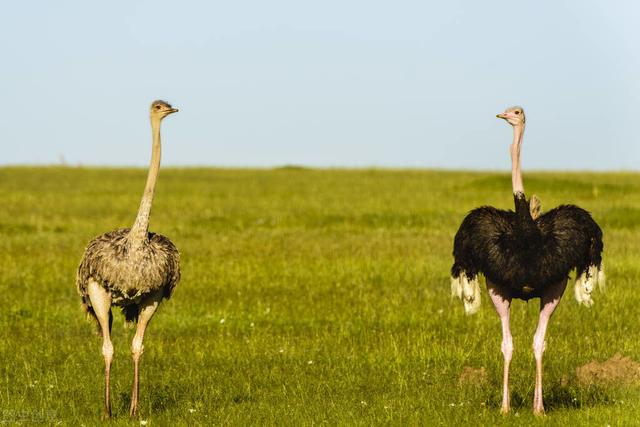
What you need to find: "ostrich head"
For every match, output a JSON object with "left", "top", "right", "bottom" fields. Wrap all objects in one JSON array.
[
  {"left": 496, "top": 106, "right": 525, "bottom": 127},
  {"left": 150, "top": 100, "right": 178, "bottom": 120}
]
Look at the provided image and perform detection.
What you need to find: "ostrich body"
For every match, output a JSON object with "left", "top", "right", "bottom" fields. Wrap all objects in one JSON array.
[
  {"left": 450, "top": 106, "right": 604, "bottom": 415},
  {"left": 76, "top": 100, "right": 180, "bottom": 418}
]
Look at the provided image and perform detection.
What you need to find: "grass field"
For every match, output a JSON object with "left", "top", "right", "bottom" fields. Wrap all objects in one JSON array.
[{"left": 1, "top": 167, "right": 640, "bottom": 426}]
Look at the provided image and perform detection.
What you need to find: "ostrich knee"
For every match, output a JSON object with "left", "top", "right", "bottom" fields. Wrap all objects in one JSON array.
[
  {"left": 131, "top": 335, "right": 144, "bottom": 362},
  {"left": 502, "top": 335, "right": 513, "bottom": 363},
  {"left": 532, "top": 333, "right": 545, "bottom": 361},
  {"left": 103, "top": 340, "right": 114, "bottom": 366}
]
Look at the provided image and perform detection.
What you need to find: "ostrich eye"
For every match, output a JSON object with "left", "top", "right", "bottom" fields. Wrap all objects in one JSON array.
[
  {"left": 155, "top": 105, "right": 161, "bottom": 110},
  {"left": 515, "top": 111, "right": 520, "bottom": 115}
]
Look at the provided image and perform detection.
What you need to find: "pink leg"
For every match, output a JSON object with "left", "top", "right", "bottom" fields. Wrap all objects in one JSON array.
[
  {"left": 487, "top": 280, "right": 513, "bottom": 414},
  {"left": 532, "top": 279, "right": 567, "bottom": 415},
  {"left": 87, "top": 280, "right": 114, "bottom": 419},
  {"left": 129, "top": 291, "right": 163, "bottom": 418}
]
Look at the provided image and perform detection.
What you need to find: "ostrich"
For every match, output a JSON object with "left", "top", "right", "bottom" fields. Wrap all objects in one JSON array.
[
  {"left": 450, "top": 106, "right": 604, "bottom": 415},
  {"left": 77, "top": 100, "right": 180, "bottom": 418}
]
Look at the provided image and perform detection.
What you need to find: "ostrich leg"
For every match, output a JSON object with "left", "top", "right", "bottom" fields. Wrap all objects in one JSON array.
[
  {"left": 129, "top": 291, "right": 163, "bottom": 417},
  {"left": 532, "top": 279, "right": 567, "bottom": 415},
  {"left": 87, "top": 280, "right": 114, "bottom": 419},
  {"left": 487, "top": 281, "right": 513, "bottom": 414}
]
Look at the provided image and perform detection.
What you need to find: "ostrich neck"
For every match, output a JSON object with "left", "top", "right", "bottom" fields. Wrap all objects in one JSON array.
[
  {"left": 129, "top": 117, "right": 162, "bottom": 245},
  {"left": 510, "top": 125, "right": 525, "bottom": 194},
  {"left": 509, "top": 123, "right": 540, "bottom": 240}
]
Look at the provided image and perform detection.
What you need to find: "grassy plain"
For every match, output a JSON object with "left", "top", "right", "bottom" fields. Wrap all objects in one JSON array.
[{"left": 1, "top": 167, "right": 640, "bottom": 426}]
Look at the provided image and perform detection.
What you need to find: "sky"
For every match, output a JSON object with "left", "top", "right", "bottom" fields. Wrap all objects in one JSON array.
[{"left": 1, "top": 1, "right": 638, "bottom": 170}]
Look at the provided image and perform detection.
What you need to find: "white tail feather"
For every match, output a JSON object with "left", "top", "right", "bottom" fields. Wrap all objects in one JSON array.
[
  {"left": 574, "top": 264, "right": 605, "bottom": 307},
  {"left": 451, "top": 273, "right": 481, "bottom": 315},
  {"left": 597, "top": 266, "right": 606, "bottom": 292}
]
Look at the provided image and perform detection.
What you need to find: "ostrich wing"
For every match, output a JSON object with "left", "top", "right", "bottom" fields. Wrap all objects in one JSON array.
[
  {"left": 453, "top": 207, "right": 520, "bottom": 283},
  {"left": 77, "top": 228, "right": 181, "bottom": 305},
  {"left": 536, "top": 205, "right": 603, "bottom": 278},
  {"left": 149, "top": 232, "right": 181, "bottom": 299}
]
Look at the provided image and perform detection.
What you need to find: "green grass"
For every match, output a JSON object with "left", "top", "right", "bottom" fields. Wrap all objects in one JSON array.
[{"left": 1, "top": 167, "right": 640, "bottom": 426}]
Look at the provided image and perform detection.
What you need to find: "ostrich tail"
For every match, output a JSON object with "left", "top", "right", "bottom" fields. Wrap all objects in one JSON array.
[
  {"left": 451, "top": 272, "right": 481, "bottom": 315},
  {"left": 574, "top": 264, "right": 605, "bottom": 307},
  {"left": 122, "top": 305, "right": 139, "bottom": 328},
  {"left": 529, "top": 194, "right": 542, "bottom": 220}
]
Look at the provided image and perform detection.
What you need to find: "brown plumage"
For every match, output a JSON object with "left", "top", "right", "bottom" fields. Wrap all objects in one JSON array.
[
  {"left": 77, "top": 228, "right": 180, "bottom": 324},
  {"left": 76, "top": 100, "right": 180, "bottom": 418}
]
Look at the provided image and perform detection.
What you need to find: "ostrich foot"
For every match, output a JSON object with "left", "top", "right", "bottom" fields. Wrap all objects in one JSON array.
[
  {"left": 499, "top": 392, "right": 510, "bottom": 415},
  {"left": 533, "top": 391, "right": 545, "bottom": 416},
  {"left": 499, "top": 386, "right": 511, "bottom": 414}
]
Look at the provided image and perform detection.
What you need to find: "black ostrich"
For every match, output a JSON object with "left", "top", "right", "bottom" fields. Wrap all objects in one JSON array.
[{"left": 450, "top": 106, "right": 604, "bottom": 415}]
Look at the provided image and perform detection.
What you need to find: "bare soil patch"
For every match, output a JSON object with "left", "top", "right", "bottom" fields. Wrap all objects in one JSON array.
[
  {"left": 576, "top": 353, "right": 640, "bottom": 386},
  {"left": 458, "top": 366, "right": 488, "bottom": 386}
]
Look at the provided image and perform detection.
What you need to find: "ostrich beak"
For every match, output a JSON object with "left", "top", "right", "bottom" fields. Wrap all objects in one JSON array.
[
  {"left": 496, "top": 113, "right": 507, "bottom": 119},
  {"left": 168, "top": 108, "right": 179, "bottom": 114}
]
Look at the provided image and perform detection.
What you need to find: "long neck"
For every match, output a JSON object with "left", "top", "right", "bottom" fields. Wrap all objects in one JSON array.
[
  {"left": 509, "top": 124, "right": 540, "bottom": 239},
  {"left": 510, "top": 124, "right": 525, "bottom": 195},
  {"left": 129, "top": 116, "right": 162, "bottom": 243}
]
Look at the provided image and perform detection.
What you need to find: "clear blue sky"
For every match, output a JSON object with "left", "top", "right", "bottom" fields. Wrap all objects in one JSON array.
[{"left": 1, "top": 1, "right": 638, "bottom": 169}]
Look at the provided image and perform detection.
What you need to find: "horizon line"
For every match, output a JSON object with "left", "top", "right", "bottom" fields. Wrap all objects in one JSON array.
[{"left": 0, "top": 163, "right": 638, "bottom": 174}]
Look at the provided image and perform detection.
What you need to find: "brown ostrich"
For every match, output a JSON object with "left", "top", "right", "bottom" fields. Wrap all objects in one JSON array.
[{"left": 77, "top": 100, "right": 180, "bottom": 418}]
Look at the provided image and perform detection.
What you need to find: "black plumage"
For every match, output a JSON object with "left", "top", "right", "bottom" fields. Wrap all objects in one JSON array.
[
  {"left": 451, "top": 105, "right": 605, "bottom": 415},
  {"left": 452, "top": 192, "right": 603, "bottom": 302}
]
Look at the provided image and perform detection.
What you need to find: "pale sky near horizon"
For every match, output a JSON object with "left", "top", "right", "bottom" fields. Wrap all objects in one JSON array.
[{"left": 1, "top": 1, "right": 638, "bottom": 170}]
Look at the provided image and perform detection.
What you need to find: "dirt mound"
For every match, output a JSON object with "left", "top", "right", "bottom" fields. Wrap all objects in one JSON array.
[
  {"left": 458, "top": 366, "right": 488, "bottom": 386},
  {"left": 576, "top": 353, "right": 640, "bottom": 386}
]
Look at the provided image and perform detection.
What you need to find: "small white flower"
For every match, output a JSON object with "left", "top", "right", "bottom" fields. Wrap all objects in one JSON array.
[
  {"left": 279, "top": 348, "right": 284, "bottom": 353},
  {"left": 449, "top": 403, "right": 455, "bottom": 407},
  {"left": 437, "top": 309, "right": 444, "bottom": 314},
  {"left": 360, "top": 401, "right": 367, "bottom": 406},
  {"left": 307, "top": 360, "right": 313, "bottom": 365},
  {"left": 219, "top": 318, "right": 225, "bottom": 324},
  {"left": 188, "top": 408, "right": 196, "bottom": 413},
  {"left": 140, "top": 420, "right": 148, "bottom": 426},
  {"left": 250, "top": 322, "right": 255, "bottom": 328}
]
